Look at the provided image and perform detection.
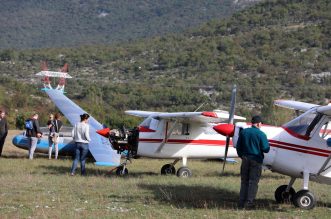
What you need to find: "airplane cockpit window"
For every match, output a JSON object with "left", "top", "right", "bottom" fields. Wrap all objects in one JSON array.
[
  {"left": 171, "top": 122, "right": 190, "bottom": 135},
  {"left": 283, "top": 110, "right": 323, "bottom": 140},
  {"left": 139, "top": 117, "right": 160, "bottom": 131}
]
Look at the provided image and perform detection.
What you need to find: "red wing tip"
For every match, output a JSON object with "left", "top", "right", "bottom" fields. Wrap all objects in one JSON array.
[{"left": 202, "top": 111, "right": 218, "bottom": 118}]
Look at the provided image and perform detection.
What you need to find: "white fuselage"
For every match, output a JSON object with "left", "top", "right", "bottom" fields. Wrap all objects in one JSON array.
[
  {"left": 259, "top": 124, "right": 331, "bottom": 185},
  {"left": 137, "top": 120, "right": 237, "bottom": 159}
]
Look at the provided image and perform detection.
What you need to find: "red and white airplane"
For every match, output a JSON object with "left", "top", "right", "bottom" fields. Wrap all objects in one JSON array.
[
  {"left": 214, "top": 99, "right": 331, "bottom": 209},
  {"left": 97, "top": 87, "right": 244, "bottom": 177},
  {"left": 44, "top": 82, "right": 245, "bottom": 177},
  {"left": 111, "top": 107, "right": 245, "bottom": 177}
]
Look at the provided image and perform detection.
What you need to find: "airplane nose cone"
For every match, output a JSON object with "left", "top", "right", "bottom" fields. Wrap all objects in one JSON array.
[
  {"left": 96, "top": 128, "right": 110, "bottom": 138},
  {"left": 213, "top": 124, "right": 235, "bottom": 137}
]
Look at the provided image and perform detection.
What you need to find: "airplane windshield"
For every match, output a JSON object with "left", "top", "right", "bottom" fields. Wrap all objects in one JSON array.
[{"left": 283, "top": 110, "right": 322, "bottom": 140}]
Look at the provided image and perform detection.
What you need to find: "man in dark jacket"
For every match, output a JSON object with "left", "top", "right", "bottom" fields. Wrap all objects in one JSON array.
[
  {"left": 236, "top": 115, "right": 270, "bottom": 209},
  {"left": 26, "top": 113, "right": 42, "bottom": 160},
  {"left": 0, "top": 110, "right": 8, "bottom": 157}
]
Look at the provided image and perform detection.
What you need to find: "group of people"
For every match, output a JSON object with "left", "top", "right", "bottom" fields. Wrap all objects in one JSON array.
[
  {"left": 26, "top": 113, "right": 63, "bottom": 160},
  {"left": 25, "top": 112, "right": 91, "bottom": 176},
  {"left": 2, "top": 109, "right": 269, "bottom": 208}
]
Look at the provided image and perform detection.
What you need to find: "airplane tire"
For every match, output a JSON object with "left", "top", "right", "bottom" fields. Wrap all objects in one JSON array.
[
  {"left": 275, "top": 185, "right": 296, "bottom": 203},
  {"left": 176, "top": 167, "right": 192, "bottom": 178},
  {"left": 161, "top": 164, "right": 176, "bottom": 175},
  {"left": 292, "top": 190, "right": 316, "bottom": 210},
  {"left": 116, "top": 166, "right": 128, "bottom": 176}
]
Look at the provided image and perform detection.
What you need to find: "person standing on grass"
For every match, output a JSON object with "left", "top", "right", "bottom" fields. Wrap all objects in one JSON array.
[
  {"left": 47, "top": 113, "right": 55, "bottom": 158},
  {"left": 0, "top": 110, "right": 8, "bottom": 157},
  {"left": 70, "top": 113, "right": 91, "bottom": 176},
  {"left": 236, "top": 115, "right": 270, "bottom": 209},
  {"left": 48, "top": 113, "right": 63, "bottom": 160},
  {"left": 26, "top": 113, "right": 42, "bottom": 160}
]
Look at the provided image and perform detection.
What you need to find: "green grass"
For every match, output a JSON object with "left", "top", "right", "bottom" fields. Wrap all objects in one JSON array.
[{"left": 1, "top": 131, "right": 331, "bottom": 218}]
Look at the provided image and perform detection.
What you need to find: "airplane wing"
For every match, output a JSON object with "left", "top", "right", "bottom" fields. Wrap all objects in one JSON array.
[
  {"left": 45, "top": 89, "right": 121, "bottom": 166},
  {"left": 125, "top": 110, "right": 159, "bottom": 118},
  {"left": 317, "top": 105, "right": 331, "bottom": 116},
  {"left": 274, "top": 100, "right": 319, "bottom": 112},
  {"left": 125, "top": 110, "right": 246, "bottom": 123}
]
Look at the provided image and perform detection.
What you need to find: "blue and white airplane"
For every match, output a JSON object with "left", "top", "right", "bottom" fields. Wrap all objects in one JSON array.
[
  {"left": 12, "top": 89, "right": 121, "bottom": 167},
  {"left": 13, "top": 63, "right": 121, "bottom": 167},
  {"left": 12, "top": 126, "right": 76, "bottom": 156}
]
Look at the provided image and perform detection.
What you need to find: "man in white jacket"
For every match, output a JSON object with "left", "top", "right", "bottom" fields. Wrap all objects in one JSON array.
[{"left": 70, "top": 113, "right": 91, "bottom": 176}]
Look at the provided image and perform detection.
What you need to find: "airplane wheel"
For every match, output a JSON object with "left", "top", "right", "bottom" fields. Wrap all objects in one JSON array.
[
  {"left": 176, "top": 167, "right": 192, "bottom": 178},
  {"left": 116, "top": 166, "right": 128, "bottom": 176},
  {"left": 161, "top": 164, "right": 176, "bottom": 175},
  {"left": 275, "top": 185, "right": 296, "bottom": 203},
  {"left": 292, "top": 190, "right": 316, "bottom": 210}
]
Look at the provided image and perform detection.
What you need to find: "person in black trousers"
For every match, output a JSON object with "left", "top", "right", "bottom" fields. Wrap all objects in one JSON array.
[{"left": 0, "top": 110, "right": 8, "bottom": 157}]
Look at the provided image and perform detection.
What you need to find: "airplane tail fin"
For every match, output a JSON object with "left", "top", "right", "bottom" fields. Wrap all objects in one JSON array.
[
  {"left": 55, "top": 63, "right": 69, "bottom": 91},
  {"left": 41, "top": 61, "right": 52, "bottom": 89}
]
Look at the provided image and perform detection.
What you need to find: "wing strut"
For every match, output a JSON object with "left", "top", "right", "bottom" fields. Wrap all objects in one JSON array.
[{"left": 156, "top": 120, "right": 178, "bottom": 153}]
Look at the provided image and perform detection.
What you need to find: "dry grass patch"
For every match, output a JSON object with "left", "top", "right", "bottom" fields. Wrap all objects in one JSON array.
[{"left": 0, "top": 131, "right": 330, "bottom": 218}]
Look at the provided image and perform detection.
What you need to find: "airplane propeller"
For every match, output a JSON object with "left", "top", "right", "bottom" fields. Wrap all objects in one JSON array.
[{"left": 214, "top": 85, "right": 237, "bottom": 173}]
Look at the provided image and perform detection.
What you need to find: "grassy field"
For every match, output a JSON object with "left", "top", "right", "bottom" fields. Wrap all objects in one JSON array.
[{"left": 0, "top": 131, "right": 330, "bottom": 218}]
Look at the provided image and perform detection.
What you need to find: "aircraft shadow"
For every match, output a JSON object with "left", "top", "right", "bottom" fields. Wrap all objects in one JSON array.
[
  {"left": 39, "top": 164, "right": 159, "bottom": 177},
  {"left": 39, "top": 164, "right": 113, "bottom": 176},
  {"left": 138, "top": 183, "right": 284, "bottom": 211},
  {"left": 205, "top": 171, "right": 287, "bottom": 180},
  {"left": 1, "top": 153, "right": 57, "bottom": 159}
]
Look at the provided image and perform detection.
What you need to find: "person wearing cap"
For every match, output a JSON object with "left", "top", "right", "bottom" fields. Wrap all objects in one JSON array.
[
  {"left": 236, "top": 115, "right": 270, "bottom": 209},
  {"left": 70, "top": 113, "right": 91, "bottom": 176}
]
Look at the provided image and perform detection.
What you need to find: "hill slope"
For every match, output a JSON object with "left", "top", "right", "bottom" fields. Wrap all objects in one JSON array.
[
  {"left": 0, "top": 0, "right": 258, "bottom": 49},
  {"left": 0, "top": 0, "right": 330, "bottom": 128}
]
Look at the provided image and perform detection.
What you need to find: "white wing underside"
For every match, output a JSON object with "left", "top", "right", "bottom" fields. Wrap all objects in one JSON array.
[
  {"left": 125, "top": 110, "right": 246, "bottom": 123},
  {"left": 274, "top": 100, "right": 319, "bottom": 112}
]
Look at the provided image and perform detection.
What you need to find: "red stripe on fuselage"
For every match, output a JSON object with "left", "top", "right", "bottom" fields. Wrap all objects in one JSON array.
[
  {"left": 269, "top": 139, "right": 331, "bottom": 154},
  {"left": 269, "top": 140, "right": 331, "bottom": 157},
  {"left": 138, "top": 138, "right": 230, "bottom": 146}
]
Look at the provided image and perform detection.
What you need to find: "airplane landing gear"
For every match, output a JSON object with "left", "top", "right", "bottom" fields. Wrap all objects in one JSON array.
[
  {"left": 275, "top": 185, "right": 296, "bottom": 203},
  {"left": 275, "top": 174, "right": 316, "bottom": 209},
  {"left": 161, "top": 159, "right": 179, "bottom": 176},
  {"left": 161, "top": 164, "right": 176, "bottom": 175},
  {"left": 176, "top": 167, "right": 192, "bottom": 178},
  {"left": 292, "top": 190, "right": 316, "bottom": 210},
  {"left": 116, "top": 166, "right": 128, "bottom": 176}
]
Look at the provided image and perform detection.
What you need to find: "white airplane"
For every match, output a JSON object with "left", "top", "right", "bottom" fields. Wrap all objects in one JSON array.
[
  {"left": 213, "top": 99, "right": 331, "bottom": 209},
  {"left": 44, "top": 86, "right": 246, "bottom": 177}
]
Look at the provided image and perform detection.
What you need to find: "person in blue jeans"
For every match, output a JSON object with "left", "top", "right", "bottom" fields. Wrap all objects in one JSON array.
[
  {"left": 70, "top": 113, "right": 91, "bottom": 176},
  {"left": 236, "top": 115, "right": 270, "bottom": 209}
]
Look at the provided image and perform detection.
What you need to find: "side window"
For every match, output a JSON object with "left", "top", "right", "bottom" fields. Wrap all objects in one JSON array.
[
  {"left": 319, "top": 120, "right": 331, "bottom": 140},
  {"left": 171, "top": 122, "right": 190, "bottom": 135},
  {"left": 182, "top": 123, "right": 190, "bottom": 135},
  {"left": 149, "top": 118, "right": 160, "bottom": 130}
]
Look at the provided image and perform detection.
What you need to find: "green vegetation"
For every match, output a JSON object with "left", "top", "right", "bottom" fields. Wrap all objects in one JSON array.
[
  {"left": 1, "top": 137, "right": 330, "bottom": 218},
  {"left": 0, "top": 0, "right": 253, "bottom": 49},
  {"left": 0, "top": 0, "right": 330, "bottom": 128}
]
